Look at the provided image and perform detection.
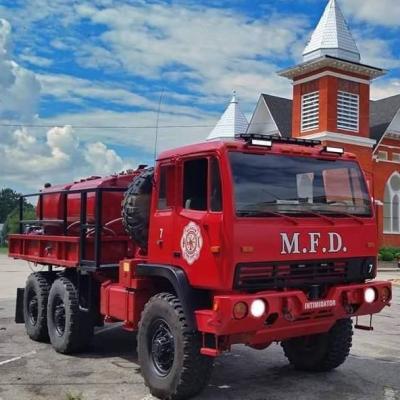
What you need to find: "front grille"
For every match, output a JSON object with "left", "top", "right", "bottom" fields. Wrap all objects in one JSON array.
[{"left": 234, "top": 258, "right": 374, "bottom": 291}]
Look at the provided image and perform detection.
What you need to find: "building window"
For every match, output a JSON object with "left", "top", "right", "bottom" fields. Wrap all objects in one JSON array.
[
  {"left": 337, "top": 91, "right": 359, "bottom": 132},
  {"left": 301, "top": 91, "right": 319, "bottom": 132},
  {"left": 393, "top": 153, "right": 400, "bottom": 163},
  {"left": 384, "top": 172, "right": 400, "bottom": 233},
  {"left": 377, "top": 151, "right": 388, "bottom": 161}
]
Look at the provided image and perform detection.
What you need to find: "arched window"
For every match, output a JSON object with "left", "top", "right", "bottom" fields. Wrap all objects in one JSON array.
[{"left": 383, "top": 172, "right": 400, "bottom": 233}]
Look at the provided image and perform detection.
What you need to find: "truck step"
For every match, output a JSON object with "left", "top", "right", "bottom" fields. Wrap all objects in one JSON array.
[{"left": 200, "top": 348, "right": 221, "bottom": 357}]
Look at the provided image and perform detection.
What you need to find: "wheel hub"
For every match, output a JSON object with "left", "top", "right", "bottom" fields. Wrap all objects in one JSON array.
[
  {"left": 53, "top": 296, "right": 66, "bottom": 336},
  {"left": 27, "top": 294, "right": 38, "bottom": 325},
  {"left": 150, "top": 320, "right": 175, "bottom": 376}
]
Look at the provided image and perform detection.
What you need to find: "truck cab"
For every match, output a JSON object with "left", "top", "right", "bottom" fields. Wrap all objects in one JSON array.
[{"left": 149, "top": 135, "right": 377, "bottom": 295}]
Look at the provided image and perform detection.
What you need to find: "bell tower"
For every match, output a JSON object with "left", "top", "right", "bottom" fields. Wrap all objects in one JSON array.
[{"left": 279, "top": 0, "right": 385, "bottom": 148}]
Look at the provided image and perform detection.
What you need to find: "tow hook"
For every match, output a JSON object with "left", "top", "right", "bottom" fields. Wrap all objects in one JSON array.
[
  {"left": 355, "top": 314, "right": 374, "bottom": 331},
  {"left": 282, "top": 298, "right": 294, "bottom": 321}
]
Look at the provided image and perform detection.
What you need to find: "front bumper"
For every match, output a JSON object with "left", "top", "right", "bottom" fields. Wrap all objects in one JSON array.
[{"left": 195, "top": 281, "right": 391, "bottom": 348}]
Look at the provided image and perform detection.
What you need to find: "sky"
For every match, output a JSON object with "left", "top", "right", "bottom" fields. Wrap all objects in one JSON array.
[{"left": 0, "top": 0, "right": 399, "bottom": 193}]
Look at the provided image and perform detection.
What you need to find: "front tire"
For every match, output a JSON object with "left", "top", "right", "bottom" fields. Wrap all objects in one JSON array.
[
  {"left": 138, "top": 293, "right": 213, "bottom": 400},
  {"left": 47, "top": 277, "right": 94, "bottom": 354},
  {"left": 23, "top": 272, "right": 54, "bottom": 342},
  {"left": 281, "top": 318, "right": 353, "bottom": 372}
]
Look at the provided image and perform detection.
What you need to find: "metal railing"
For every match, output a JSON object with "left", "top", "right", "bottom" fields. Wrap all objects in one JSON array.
[{"left": 18, "top": 187, "right": 126, "bottom": 270}]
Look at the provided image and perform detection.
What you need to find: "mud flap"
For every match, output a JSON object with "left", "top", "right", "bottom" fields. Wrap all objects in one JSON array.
[{"left": 15, "top": 288, "right": 25, "bottom": 323}]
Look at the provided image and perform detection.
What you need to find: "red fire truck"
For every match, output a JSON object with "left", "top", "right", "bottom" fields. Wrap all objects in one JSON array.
[{"left": 9, "top": 135, "right": 391, "bottom": 400}]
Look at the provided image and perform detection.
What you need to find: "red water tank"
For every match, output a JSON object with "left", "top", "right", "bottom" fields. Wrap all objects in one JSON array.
[{"left": 37, "top": 170, "right": 141, "bottom": 236}]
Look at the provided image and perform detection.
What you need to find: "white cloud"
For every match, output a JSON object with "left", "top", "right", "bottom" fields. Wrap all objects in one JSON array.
[
  {"left": 0, "top": 18, "right": 134, "bottom": 191},
  {"left": 0, "top": 19, "right": 41, "bottom": 122},
  {"left": 0, "top": 125, "right": 135, "bottom": 190},
  {"left": 356, "top": 36, "right": 400, "bottom": 70},
  {"left": 371, "top": 79, "right": 400, "bottom": 100},
  {"left": 74, "top": 3, "right": 307, "bottom": 101},
  {"left": 19, "top": 53, "right": 53, "bottom": 67},
  {"left": 47, "top": 125, "right": 79, "bottom": 161},
  {"left": 38, "top": 73, "right": 155, "bottom": 109},
  {"left": 343, "top": 0, "right": 400, "bottom": 27},
  {"left": 84, "top": 142, "right": 125, "bottom": 175}
]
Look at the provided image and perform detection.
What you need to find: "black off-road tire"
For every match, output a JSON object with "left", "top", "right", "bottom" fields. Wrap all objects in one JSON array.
[
  {"left": 23, "top": 272, "right": 55, "bottom": 342},
  {"left": 138, "top": 293, "right": 213, "bottom": 400},
  {"left": 47, "top": 277, "right": 94, "bottom": 354},
  {"left": 281, "top": 318, "right": 353, "bottom": 372},
  {"left": 122, "top": 168, "right": 154, "bottom": 251}
]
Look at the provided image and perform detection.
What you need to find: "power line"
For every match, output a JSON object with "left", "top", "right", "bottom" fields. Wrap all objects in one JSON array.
[
  {"left": 0, "top": 123, "right": 218, "bottom": 129},
  {"left": 0, "top": 122, "right": 269, "bottom": 130}
]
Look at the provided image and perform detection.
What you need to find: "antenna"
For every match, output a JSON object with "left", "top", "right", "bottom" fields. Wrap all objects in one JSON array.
[{"left": 153, "top": 87, "right": 165, "bottom": 163}]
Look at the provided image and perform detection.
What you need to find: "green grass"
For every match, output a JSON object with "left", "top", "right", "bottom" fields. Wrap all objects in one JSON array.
[
  {"left": 0, "top": 246, "right": 8, "bottom": 255},
  {"left": 65, "top": 392, "right": 83, "bottom": 400}
]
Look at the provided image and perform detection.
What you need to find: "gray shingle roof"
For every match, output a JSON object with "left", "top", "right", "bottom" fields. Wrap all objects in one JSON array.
[
  {"left": 370, "top": 95, "right": 400, "bottom": 141},
  {"left": 261, "top": 94, "right": 292, "bottom": 138},
  {"left": 260, "top": 93, "right": 400, "bottom": 143}
]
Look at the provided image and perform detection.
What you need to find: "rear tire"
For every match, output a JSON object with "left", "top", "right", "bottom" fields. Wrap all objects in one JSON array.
[
  {"left": 281, "top": 318, "right": 353, "bottom": 372},
  {"left": 138, "top": 293, "right": 213, "bottom": 400},
  {"left": 23, "top": 272, "right": 54, "bottom": 342},
  {"left": 47, "top": 277, "right": 94, "bottom": 354}
]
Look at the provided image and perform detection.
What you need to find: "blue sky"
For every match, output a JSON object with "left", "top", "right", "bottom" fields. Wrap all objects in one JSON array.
[{"left": 0, "top": 0, "right": 399, "bottom": 192}]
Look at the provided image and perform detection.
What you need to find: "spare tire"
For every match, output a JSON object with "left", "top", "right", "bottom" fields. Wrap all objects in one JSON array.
[{"left": 122, "top": 168, "right": 154, "bottom": 251}]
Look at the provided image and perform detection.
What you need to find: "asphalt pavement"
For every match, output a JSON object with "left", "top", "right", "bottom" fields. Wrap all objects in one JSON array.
[{"left": 0, "top": 255, "right": 399, "bottom": 400}]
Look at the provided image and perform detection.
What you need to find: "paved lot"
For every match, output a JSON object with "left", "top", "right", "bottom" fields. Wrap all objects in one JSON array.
[{"left": 0, "top": 255, "right": 399, "bottom": 400}]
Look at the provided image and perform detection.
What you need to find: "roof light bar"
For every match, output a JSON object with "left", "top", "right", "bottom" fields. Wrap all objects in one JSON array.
[
  {"left": 323, "top": 146, "right": 344, "bottom": 155},
  {"left": 238, "top": 134, "right": 321, "bottom": 147},
  {"left": 250, "top": 139, "right": 272, "bottom": 147}
]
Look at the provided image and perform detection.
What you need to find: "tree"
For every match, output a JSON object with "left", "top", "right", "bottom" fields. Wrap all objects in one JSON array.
[
  {"left": 2, "top": 204, "right": 36, "bottom": 239},
  {"left": 0, "top": 188, "right": 22, "bottom": 223}
]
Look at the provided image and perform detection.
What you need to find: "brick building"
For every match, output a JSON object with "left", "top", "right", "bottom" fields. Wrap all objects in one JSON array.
[{"left": 244, "top": 0, "right": 400, "bottom": 248}]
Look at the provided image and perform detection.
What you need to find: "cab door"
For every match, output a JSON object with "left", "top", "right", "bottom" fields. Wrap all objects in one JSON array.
[{"left": 173, "top": 155, "right": 224, "bottom": 288}]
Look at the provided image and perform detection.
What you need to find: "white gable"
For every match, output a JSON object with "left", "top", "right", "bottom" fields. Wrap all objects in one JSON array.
[
  {"left": 207, "top": 92, "right": 248, "bottom": 140},
  {"left": 247, "top": 96, "right": 280, "bottom": 136},
  {"left": 303, "top": 0, "right": 360, "bottom": 63}
]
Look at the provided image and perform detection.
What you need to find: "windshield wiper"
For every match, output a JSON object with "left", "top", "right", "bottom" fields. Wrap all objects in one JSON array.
[
  {"left": 296, "top": 209, "right": 336, "bottom": 225},
  {"left": 316, "top": 210, "right": 366, "bottom": 225},
  {"left": 237, "top": 209, "right": 299, "bottom": 225}
]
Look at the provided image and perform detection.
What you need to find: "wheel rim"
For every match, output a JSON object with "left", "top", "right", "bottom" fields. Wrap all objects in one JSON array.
[
  {"left": 27, "top": 289, "right": 38, "bottom": 326},
  {"left": 52, "top": 294, "right": 66, "bottom": 336},
  {"left": 150, "top": 319, "right": 175, "bottom": 377}
]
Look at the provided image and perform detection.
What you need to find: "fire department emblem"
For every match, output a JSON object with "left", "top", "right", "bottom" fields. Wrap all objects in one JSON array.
[{"left": 180, "top": 222, "right": 203, "bottom": 265}]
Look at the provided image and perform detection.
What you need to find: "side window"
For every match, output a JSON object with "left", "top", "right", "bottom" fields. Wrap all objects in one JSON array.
[
  {"left": 183, "top": 158, "right": 208, "bottom": 211},
  {"left": 210, "top": 157, "right": 222, "bottom": 211},
  {"left": 157, "top": 165, "right": 175, "bottom": 210}
]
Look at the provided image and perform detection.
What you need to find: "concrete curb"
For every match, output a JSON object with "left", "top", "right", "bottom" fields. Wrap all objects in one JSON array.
[{"left": 378, "top": 268, "right": 400, "bottom": 272}]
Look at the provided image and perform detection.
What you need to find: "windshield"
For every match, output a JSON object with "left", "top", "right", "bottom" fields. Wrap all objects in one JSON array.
[{"left": 229, "top": 152, "right": 372, "bottom": 217}]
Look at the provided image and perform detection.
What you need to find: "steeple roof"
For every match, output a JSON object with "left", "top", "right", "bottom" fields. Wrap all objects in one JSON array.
[
  {"left": 303, "top": 0, "right": 360, "bottom": 63},
  {"left": 207, "top": 92, "right": 248, "bottom": 140}
]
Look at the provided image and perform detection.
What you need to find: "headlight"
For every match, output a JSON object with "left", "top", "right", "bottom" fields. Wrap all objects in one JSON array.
[
  {"left": 364, "top": 288, "right": 376, "bottom": 303},
  {"left": 250, "top": 299, "right": 266, "bottom": 318}
]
